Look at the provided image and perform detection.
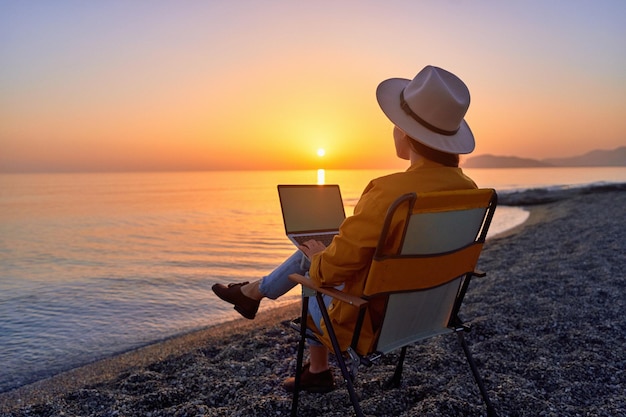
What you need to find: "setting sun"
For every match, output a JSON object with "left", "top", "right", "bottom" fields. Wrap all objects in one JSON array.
[{"left": 317, "top": 148, "right": 326, "bottom": 157}]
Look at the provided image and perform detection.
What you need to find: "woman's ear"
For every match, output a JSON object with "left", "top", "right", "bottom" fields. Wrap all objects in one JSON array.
[{"left": 393, "top": 126, "right": 411, "bottom": 160}]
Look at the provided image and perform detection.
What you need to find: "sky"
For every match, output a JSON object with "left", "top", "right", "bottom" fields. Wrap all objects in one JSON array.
[{"left": 1, "top": 0, "right": 625, "bottom": 172}]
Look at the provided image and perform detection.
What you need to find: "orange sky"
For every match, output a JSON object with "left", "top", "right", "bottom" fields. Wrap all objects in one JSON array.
[{"left": 1, "top": 1, "right": 625, "bottom": 172}]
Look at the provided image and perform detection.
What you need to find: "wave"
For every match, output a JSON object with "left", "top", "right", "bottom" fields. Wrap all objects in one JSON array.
[{"left": 497, "top": 182, "right": 626, "bottom": 206}]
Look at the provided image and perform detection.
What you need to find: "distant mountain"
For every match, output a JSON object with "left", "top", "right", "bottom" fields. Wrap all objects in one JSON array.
[
  {"left": 463, "top": 146, "right": 626, "bottom": 168},
  {"left": 462, "top": 154, "right": 552, "bottom": 168},
  {"left": 543, "top": 147, "right": 626, "bottom": 167}
]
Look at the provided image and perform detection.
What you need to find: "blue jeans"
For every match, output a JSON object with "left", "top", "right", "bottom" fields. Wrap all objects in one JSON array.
[{"left": 258, "top": 251, "right": 332, "bottom": 336}]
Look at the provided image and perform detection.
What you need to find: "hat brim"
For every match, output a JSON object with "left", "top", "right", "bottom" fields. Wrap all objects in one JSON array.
[{"left": 376, "top": 78, "right": 475, "bottom": 154}]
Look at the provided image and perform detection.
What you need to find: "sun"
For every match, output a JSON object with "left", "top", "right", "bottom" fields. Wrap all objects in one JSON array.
[{"left": 317, "top": 148, "right": 326, "bottom": 157}]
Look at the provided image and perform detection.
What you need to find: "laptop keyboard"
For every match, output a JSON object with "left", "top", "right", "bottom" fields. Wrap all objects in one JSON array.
[{"left": 292, "top": 233, "right": 337, "bottom": 247}]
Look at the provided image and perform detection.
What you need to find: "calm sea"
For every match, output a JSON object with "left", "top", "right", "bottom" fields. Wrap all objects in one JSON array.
[{"left": 1, "top": 167, "right": 625, "bottom": 392}]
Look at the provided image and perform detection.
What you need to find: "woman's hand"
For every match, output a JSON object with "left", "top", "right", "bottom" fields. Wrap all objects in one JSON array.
[{"left": 298, "top": 239, "right": 326, "bottom": 259}]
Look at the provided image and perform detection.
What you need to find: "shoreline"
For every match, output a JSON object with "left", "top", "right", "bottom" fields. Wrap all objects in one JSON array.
[
  {"left": 496, "top": 181, "right": 626, "bottom": 206},
  {"left": 0, "top": 303, "right": 301, "bottom": 412},
  {"left": 2, "top": 183, "right": 625, "bottom": 416}
]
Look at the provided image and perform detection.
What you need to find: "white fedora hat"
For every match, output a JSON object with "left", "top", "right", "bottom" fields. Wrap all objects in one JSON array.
[{"left": 376, "top": 65, "right": 475, "bottom": 154}]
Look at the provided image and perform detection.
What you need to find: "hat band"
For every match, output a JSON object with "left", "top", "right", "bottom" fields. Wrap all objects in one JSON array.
[{"left": 400, "top": 89, "right": 459, "bottom": 136}]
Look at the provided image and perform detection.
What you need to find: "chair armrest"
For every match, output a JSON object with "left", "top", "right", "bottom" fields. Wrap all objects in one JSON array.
[{"left": 288, "top": 274, "right": 368, "bottom": 308}]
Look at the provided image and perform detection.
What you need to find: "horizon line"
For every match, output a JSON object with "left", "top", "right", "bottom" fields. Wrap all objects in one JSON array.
[{"left": 1, "top": 165, "right": 624, "bottom": 175}]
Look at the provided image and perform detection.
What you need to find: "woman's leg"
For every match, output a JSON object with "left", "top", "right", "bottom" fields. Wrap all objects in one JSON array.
[
  {"left": 255, "top": 250, "right": 309, "bottom": 299},
  {"left": 212, "top": 251, "right": 308, "bottom": 319},
  {"left": 308, "top": 345, "right": 330, "bottom": 373}
]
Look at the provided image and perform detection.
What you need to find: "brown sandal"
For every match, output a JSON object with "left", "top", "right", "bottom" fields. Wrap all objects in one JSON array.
[
  {"left": 283, "top": 363, "right": 335, "bottom": 393},
  {"left": 211, "top": 282, "right": 260, "bottom": 320}
]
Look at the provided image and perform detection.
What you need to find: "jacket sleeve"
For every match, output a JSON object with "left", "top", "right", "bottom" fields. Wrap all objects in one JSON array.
[{"left": 308, "top": 180, "right": 388, "bottom": 287}]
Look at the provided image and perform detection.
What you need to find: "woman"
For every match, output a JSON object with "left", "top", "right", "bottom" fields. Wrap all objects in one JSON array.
[{"left": 212, "top": 65, "right": 478, "bottom": 393}]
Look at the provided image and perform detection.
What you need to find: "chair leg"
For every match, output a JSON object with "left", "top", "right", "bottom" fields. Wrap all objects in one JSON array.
[
  {"left": 316, "top": 293, "right": 365, "bottom": 417},
  {"left": 383, "top": 345, "right": 407, "bottom": 390},
  {"left": 290, "top": 296, "right": 309, "bottom": 417},
  {"left": 457, "top": 331, "right": 498, "bottom": 417}
]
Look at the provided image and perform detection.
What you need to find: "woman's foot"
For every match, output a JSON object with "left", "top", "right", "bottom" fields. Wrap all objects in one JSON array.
[
  {"left": 211, "top": 282, "right": 260, "bottom": 319},
  {"left": 283, "top": 363, "right": 335, "bottom": 393}
]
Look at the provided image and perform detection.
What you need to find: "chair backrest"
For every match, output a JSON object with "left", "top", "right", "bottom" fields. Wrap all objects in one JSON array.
[{"left": 362, "top": 189, "right": 497, "bottom": 354}]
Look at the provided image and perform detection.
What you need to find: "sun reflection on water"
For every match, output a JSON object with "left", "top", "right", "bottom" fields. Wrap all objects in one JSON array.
[{"left": 317, "top": 169, "right": 325, "bottom": 184}]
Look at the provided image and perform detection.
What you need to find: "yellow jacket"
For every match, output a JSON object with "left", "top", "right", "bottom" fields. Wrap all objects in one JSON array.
[{"left": 309, "top": 159, "right": 477, "bottom": 354}]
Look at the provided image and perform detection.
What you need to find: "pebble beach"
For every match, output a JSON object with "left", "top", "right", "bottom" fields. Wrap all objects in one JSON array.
[{"left": 1, "top": 184, "right": 624, "bottom": 417}]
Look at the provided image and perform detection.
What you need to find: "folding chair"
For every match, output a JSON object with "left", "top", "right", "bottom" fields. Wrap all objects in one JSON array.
[{"left": 288, "top": 188, "right": 498, "bottom": 417}]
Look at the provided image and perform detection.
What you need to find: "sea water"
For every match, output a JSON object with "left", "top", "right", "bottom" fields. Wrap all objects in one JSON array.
[{"left": 1, "top": 167, "right": 625, "bottom": 392}]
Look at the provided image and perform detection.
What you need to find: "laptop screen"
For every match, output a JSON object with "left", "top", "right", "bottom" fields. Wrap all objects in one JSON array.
[{"left": 278, "top": 185, "right": 346, "bottom": 234}]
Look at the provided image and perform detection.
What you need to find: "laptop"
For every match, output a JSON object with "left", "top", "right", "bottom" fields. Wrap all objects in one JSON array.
[{"left": 277, "top": 184, "right": 346, "bottom": 250}]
